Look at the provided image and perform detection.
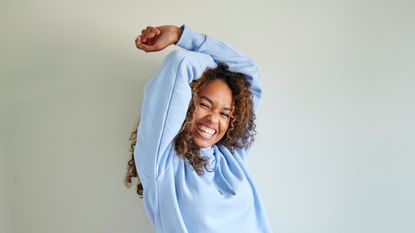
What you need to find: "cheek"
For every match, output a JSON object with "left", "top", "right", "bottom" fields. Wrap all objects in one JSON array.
[
  {"left": 193, "top": 107, "right": 207, "bottom": 121},
  {"left": 220, "top": 118, "right": 231, "bottom": 132}
]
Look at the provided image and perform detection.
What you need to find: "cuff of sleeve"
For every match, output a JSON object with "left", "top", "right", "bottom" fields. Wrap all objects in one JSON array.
[{"left": 176, "top": 24, "right": 206, "bottom": 51}]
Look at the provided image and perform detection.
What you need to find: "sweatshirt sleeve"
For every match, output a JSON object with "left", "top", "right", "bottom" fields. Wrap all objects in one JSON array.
[
  {"left": 134, "top": 50, "right": 216, "bottom": 179},
  {"left": 176, "top": 25, "right": 262, "bottom": 160},
  {"left": 176, "top": 25, "right": 262, "bottom": 113}
]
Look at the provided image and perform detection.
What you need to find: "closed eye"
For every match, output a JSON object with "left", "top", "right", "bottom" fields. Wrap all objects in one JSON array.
[
  {"left": 221, "top": 112, "right": 230, "bottom": 118},
  {"left": 200, "top": 103, "right": 210, "bottom": 109}
]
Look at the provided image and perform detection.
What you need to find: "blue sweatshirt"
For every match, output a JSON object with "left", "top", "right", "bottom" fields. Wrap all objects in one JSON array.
[{"left": 134, "top": 25, "right": 273, "bottom": 233}]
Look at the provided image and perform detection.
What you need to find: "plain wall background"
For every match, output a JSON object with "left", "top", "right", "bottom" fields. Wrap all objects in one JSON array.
[{"left": 1, "top": 0, "right": 414, "bottom": 233}]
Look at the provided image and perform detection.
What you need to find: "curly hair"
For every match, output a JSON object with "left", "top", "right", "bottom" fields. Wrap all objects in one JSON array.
[{"left": 125, "top": 63, "right": 256, "bottom": 197}]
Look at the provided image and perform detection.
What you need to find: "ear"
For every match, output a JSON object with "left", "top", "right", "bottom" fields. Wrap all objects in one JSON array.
[{"left": 230, "top": 104, "right": 235, "bottom": 117}]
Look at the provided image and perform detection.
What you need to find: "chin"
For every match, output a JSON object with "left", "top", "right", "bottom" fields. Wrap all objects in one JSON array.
[{"left": 194, "top": 139, "right": 214, "bottom": 148}]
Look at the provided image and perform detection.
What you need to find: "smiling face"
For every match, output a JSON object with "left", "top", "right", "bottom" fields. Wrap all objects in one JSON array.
[{"left": 191, "top": 79, "right": 233, "bottom": 148}]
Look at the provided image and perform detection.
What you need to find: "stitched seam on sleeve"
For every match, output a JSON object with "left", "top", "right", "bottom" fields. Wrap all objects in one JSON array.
[{"left": 154, "top": 53, "right": 193, "bottom": 180}]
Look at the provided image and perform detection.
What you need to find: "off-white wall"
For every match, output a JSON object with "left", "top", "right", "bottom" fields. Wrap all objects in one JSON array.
[
  {"left": 1, "top": 115, "right": 10, "bottom": 233},
  {"left": 1, "top": 0, "right": 414, "bottom": 233}
]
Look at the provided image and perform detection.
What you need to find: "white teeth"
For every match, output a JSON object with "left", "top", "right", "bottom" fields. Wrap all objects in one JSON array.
[{"left": 197, "top": 125, "right": 216, "bottom": 136}]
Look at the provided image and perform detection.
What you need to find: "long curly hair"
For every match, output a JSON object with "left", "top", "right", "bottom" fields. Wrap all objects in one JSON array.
[{"left": 125, "top": 63, "right": 256, "bottom": 197}]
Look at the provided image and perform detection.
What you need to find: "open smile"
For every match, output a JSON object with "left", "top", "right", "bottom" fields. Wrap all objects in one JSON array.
[{"left": 196, "top": 123, "right": 217, "bottom": 139}]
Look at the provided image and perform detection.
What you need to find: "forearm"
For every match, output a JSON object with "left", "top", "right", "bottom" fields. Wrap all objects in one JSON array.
[
  {"left": 176, "top": 25, "right": 262, "bottom": 112},
  {"left": 136, "top": 50, "right": 215, "bottom": 179}
]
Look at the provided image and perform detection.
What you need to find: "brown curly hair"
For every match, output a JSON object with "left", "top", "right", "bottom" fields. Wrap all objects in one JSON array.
[{"left": 125, "top": 63, "right": 256, "bottom": 197}]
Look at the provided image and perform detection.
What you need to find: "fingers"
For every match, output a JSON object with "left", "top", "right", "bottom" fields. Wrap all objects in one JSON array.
[
  {"left": 139, "top": 26, "right": 160, "bottom": 43},
  {"left": 136, "top": 42, "right": 162, "bottom": 53},
  {"left": 135, "top": 35, "right": 160, "bottom": 52},
  {"left": 135, "top": 25, "right": 166, "bottom": 52}
]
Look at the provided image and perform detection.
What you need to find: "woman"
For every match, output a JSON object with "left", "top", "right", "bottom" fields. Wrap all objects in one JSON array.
[{"left": 125, "top": 24, "right": 273, "bottom": 233}]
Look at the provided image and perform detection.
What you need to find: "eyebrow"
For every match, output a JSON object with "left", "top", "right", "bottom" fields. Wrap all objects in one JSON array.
[{"left": 199, "top": 96, "right": 232, "bottom": 112}]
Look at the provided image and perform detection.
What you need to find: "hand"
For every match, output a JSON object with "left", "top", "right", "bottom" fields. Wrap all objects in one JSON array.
[{"left": 135, "top": 25, "right": 183, "bottom": 52}]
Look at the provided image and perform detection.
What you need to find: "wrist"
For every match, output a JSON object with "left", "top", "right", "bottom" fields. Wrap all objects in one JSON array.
[{"left": 174, "top": 25, "right": 184, "bottom": 44}]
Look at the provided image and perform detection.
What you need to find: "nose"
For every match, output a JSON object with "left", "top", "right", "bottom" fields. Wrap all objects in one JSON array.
[{"left": 207, "top": 112, "right": 219, "bottom": 124}]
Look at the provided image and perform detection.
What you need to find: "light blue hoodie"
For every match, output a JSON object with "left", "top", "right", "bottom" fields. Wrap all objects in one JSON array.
[{"left": 134, "top": 25, "right": 273, "bottom": 233}]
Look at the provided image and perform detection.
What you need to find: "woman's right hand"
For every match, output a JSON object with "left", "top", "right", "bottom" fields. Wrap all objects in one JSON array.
[{"left": 135, "top": 25, "right": 183, "bottom": 52}]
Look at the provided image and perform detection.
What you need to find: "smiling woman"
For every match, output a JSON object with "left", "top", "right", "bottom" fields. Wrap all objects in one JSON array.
[
  {"left": 173, "top": 63, "right": 256, "bottom": 176},
  {"left": 192, "top": 79, "right": 233, "bottom": 148},
  {"left": 125, "top": 24, "right": 272, "bottom": 233}
]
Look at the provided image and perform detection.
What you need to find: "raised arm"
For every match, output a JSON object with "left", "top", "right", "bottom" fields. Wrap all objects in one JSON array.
[
  {"left": 136, "top": 25, "right": 262, "bottom": 112},
  {"left": 134, "top": 44, "right": 215, "bottom": 180},
  {"left": 175, "top": 26, "right": 262, "bottom": 161},
  {"left": 134, "top": 25, "right": 261, "bottom": 177},
  {"left": 176, "top": 25, "right": 262, "bottom": 113}
]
